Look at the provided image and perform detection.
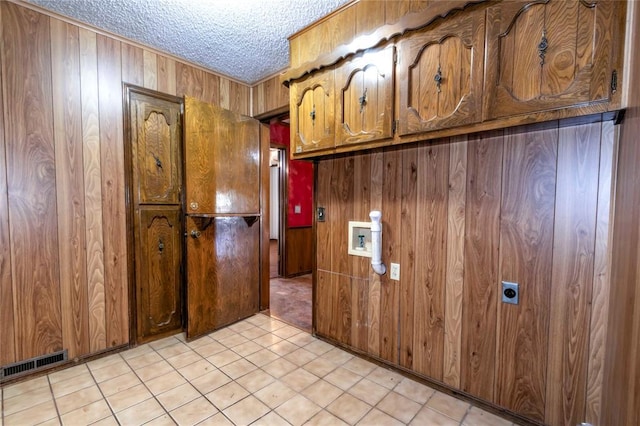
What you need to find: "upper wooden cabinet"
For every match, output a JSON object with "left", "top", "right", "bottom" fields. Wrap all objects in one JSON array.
[
  {"left": 483, "top": 0, "right": 622, "bottom": 120},
  {"left": 336, "top": 46, "right": 395, "bottom": 146},
  {"left": 290, "top": 70, "right": 335, "bottom": 155},
  {"left": 284, "top": 0, "right": 627, "bottom": 159},
  {"left": 397, "top": 9, "right": 485, "bottom": 135}
]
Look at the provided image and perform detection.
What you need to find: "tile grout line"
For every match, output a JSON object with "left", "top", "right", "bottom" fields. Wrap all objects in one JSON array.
[
  {"left": 85, "top": 359, "right": 121, "bottom": 425},
  {"left": 46, "top": 374, "right": 62, "bottom": 425}
]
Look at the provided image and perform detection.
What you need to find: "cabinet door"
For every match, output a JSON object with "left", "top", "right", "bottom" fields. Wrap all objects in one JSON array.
[
  {"left": 484, "top": 0, "right": 620, "bottom": 120},
  {"left": 135, "top": 206, "right": 182, "bottom": 341},
  {"left": 397, "top": 10, "right": 485, "bottom": 136},
  {"left": 290, "top": 70, "right": 335, "bottom": 155},
  {"left": 131, "top": 94, "right": 182, "bottom": 204},
  {"left": 336, "top": 46, "right": 395, "bottom": 146}
]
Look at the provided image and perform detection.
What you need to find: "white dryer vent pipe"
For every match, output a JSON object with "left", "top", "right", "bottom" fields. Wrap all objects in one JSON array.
[{"left": 369, "top": 210, "right": 386, "bottom": 275}]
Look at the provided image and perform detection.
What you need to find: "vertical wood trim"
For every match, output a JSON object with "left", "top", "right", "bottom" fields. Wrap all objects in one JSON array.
[
  {"left": 143, "top": 50, "right": 157, "bottom": 91},
  {"left": 120, "top": 44, "right": 143, "bottom": 86},
  {"left": 585, "top": 120, "right": 616, "bottom": 425},
  {"left": 380, "top": 149, "right": 401, "bottom": 363},
  {"left": 545, "top": 122, "right": 600, "bottom": 425},
  {"left": 79, "top": 28, "right": 106, "bottom": 353},
  {"left": 0, "top": 1, "right": 16, "bottom": 365},
  {"left": 316, "top": 159, "right": 333, "bottom": 337},
  {"left": 461, "top": 131, "right": 503, "bottom": 401},
  {"left": 413, "top": 143, "right": 449, "bottom": 379},
  {"left": 351, "top": 152, "right": 371, "bottom": 352},
  {"left": 203, "top": 73, "right": 220, "bottom": 106},
  {"left": 229, "top": 80, "right": 251, "bottom": 116},
  {"left": 51, "top": 18, "right": 89, "bottom": 359},
  {"left": 97, "top": 34, "right": 128, "bottom": 348},
  {"left": 260, "top": 122, "right": 270, "bottom": 310},
  {"left": 3, "top": 3, "right": 63, "bottom": 360},
  {"left": 399, "top": 146, "right": 418, "bottom": 369},
  {"left": 368, "top": 150, "right": 384, "bottom": 356},
  {"left": 497, "top": 124, "right": 557, "bottom": 421},
  {"left": 157, "top": 55, "right": 176, "bottom": 96},
  {"left": 443, "top": 136, "right": 467, "bottom": 388},
  {"left": 219, "top": 78, "right": 230, "bottom": 110}
]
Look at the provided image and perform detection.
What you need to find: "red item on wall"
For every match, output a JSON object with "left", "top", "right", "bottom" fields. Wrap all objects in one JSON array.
[{"left": 270, "top": 122, "right": 313, "bottom": 228}]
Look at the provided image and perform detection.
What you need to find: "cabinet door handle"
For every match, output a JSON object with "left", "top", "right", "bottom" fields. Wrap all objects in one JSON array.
[
  {"left": 310, "top": 106, "right": 316, "bottom": 123},
  {"left": 190, "top": 230, "right": 201, "bottom": 239},
  {"left": 152, "top": 153, "right": 163, "bottom": 169},
  {"left": 359, "top": 88, "right": 368, "bottom": 113},
  {"left": 538, "top": 30, "right": 548, "bottom": 66},
  {"left": 434, "top": 65, "right": 442, "bottom": 93},
  {"left": 158, "top": 239, "right": 164, "bottom": 252}
]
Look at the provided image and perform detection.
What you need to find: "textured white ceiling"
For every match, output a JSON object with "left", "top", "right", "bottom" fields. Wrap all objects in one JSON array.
[{"left": 24, "top": 0, "right": 350, "bottom": 84}]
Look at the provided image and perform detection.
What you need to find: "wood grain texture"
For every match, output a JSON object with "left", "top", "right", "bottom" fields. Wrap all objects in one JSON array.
[
  {"left": 3, "top": 2, "right": 63, "bottom": 360},
  {"left": 184, "top": 97, "right": 260, "bottom": 215},
  {"left": 585, "top": 121, "right": 616, "bottom": 425},
  {"left": 380, "top": 149, "right": 401, "bottom": 363},
  {"left": 251, "top": 75, "right": 289, "bottom": 117},
  {"left": 97, "top": 34, "right": 129, "bottom": 348},
  {"left": 368, "top": 150, "right": 384, "bottom": 357},
  {"left": 602, "top": 4, "right": 640, "bottom": 421},
  {"left": 461, "top": 131, "right": 503, "bottom": 402},
  {"left": 136, "top": 207, "right": 182, "bottom": 341},
  {"left": 285, "top": 227, "right": 313, "bottom": 276},
  {"left": 412, "top": 143, "right": 449, "bottom": 379},
  {"left": 121, "top": 43, "right": 143, "bottom": 86},
  {"left": 0, "top": 1, "right": 16, "bottom": 365},
  {"left": 226, "top": 80, "right": 251, "bottom": 116},
  {"left": 176, "top": 62, "right": 205, "bottom": 100},
  {"left": 443, "top": 136, "right": 467, "bottom": 388},
  {"left": 545, "top": 122, "right": 600, "bottom": 425},
  {"left": 260, "top": 122, "right": 270, "bottom": 310},
  {"left": 79, "top": 27, "right": 107, "bottom": 353},
  {"left": 51, "top": 17, "right": 89, "bottom": 359},
  {"left": 484, "top": 0, "right": 620, "bottom": 120},
  {"left": 399, "top": 146, "right": 418, "bottom": 369},
  {"left": 143, "top": 50, "right": 157, "bottom": 91},
  {"left": 497, "top": 124, "right": 557, "bottom": 421},
  {"left": 157, "top": 55, "right": 176, "bottom": 96}
]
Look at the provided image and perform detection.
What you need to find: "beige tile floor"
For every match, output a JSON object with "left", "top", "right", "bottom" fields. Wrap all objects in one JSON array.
[{"left": 1, "top": 314, "right": 519, "bottom": 426}]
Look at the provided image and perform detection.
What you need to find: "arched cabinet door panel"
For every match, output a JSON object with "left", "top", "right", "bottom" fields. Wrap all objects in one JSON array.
[
  {"left": 483, "top": 0, "right": 622, "bottom": 120},
  {"left": 290, "top": 70, "right": 335, "bottom": 155},
  {"left": 397, "top": 9, "right": 485, "bottom": 136},
  {"left": 336, "top": 45, "right": 395, "bottom": 146}
]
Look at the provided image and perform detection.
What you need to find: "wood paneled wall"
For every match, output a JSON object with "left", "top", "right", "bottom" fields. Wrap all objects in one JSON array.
[
  {"left": 285, "top": 227, "right": 313, "bottom": 276},
  {"left": 289, "top": 0, "right": 434, "bottom": 69},
  {"left": 252, "top": 74, "right": 289, "bottom": 117},
  {"left": 601, "top": 1, "right": 640, "bottom": 424},
  {"left": 315, "top": 119, "right": 617, "bottom": 425},
  {"left": 0, "top": 1, "right": 251, "bottom": 367}
]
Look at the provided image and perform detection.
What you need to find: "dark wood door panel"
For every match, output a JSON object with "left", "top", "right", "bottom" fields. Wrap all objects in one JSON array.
[
  {"left": 135, "top": 207, "right": 182, "bottom": 341},
  {"left": 184, "top": 96, "right": 260, "bottom": 215},
  {"left": 186, "top": 216, "right": 259, "bottom": 339},
  {"left": 131, "top": 94, "right": 182, "bottom": 204}
]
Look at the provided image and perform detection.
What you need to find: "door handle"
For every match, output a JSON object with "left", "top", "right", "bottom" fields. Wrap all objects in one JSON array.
[{"left": 190, "top": 230, "right": 201, "bottom": 239}]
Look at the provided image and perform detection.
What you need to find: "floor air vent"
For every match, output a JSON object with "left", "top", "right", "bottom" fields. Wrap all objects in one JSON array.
[{"left": 1, "top": 349, "right": 67, "bottom": 380}]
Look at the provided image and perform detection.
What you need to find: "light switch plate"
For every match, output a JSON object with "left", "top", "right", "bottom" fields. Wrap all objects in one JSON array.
[
  {"left": 317, "top": 207, "right": 325, "bottom": 222},
  {"left": 390, "top": 263, "right": 400, "bottom": 280}
]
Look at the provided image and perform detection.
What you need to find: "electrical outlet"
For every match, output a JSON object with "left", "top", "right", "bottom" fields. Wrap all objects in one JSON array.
[{"left": 390, "top": 263, "right": 400, "bottom": 280}]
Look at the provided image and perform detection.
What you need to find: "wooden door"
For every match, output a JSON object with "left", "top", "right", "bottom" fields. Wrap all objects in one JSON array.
[
  {"left": 184, "top": 96, "right": 261, "bottom": 339},
  {"left": 483, "top": 0, "right": 622, "bottom": 120},
  {"left": 397, "top": 9, "right": 485, "bottom": 136},
  {"left": 336, "top": 45, "right": 395, "bottom": 146},
  {"left": 128, "top": 89, "right": 183, "bottom": 343},
  {"left": 290, "top": 70, "right": 335, "bottom": 155}
]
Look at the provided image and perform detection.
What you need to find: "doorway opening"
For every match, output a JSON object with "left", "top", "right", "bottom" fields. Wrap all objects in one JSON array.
[{"left": 266, "top": 117, "right": 313, "bottom": 332}]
